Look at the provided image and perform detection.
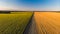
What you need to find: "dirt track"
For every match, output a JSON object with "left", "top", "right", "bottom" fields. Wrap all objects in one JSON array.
[{"left": 23, "top": 13, "right": 38, "bottom": 34}]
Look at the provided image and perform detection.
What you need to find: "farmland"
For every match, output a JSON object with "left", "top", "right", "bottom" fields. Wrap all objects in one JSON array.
[
  {"left": 0, "top": 11, "right": 60, "bottom": 34},
  {"left": 0, "top": 12, "right": 33, "bottom": 34},
  {"left": 34, "top": 12, "right": 60, "bottom": 34}
]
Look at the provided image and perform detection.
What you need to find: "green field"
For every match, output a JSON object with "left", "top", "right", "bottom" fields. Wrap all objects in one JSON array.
[{"left": 0, "top": 12, "right": 33, "bottom": 34}]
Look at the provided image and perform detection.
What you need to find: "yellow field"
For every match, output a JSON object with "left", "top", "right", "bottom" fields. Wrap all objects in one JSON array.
[
  {"left": 34, "top": 12, "right": 60, "bottom": 34},
  {"left": 0, "top": 12, "right": 33, "bottom": 34}
]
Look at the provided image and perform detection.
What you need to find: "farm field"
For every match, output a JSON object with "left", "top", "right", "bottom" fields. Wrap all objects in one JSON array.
[
  {"left": 34, "top": 12, "right": 60, "bottom": 34},
  {"left": 0, "top": 12, "right": 33, "bottom": 34}
]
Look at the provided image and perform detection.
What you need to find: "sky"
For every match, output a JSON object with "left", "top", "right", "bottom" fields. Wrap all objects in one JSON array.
[{"left": 0, "top": 0, "right": 59, "bottom": 11}]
